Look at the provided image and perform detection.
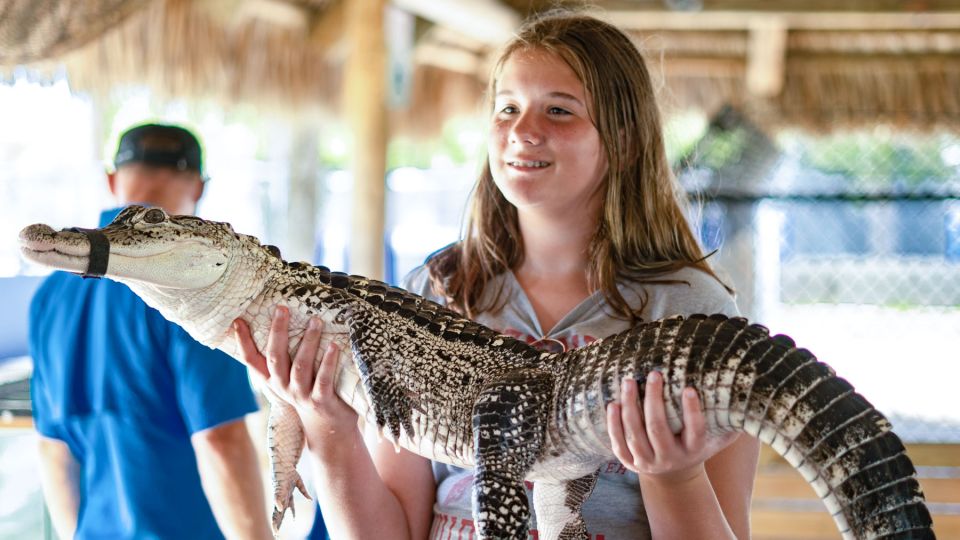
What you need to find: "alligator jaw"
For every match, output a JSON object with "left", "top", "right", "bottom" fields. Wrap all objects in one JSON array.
[
  {"left": 20, "top": 222, "right": 223, "bottom": 290},
  {"left": 19, "top": 224, "right": 93, "bottom": 274}
]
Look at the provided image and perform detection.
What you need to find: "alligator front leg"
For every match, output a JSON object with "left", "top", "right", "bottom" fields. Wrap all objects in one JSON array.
[
  {"left": 471, "top": 369, "right": 554, "bottom": 539},
  {"left": 533, "top": 471, "right": 599, "bottom": 540},
  {"left": 265, "top": 394, "right": 310, "bottom": 533}
]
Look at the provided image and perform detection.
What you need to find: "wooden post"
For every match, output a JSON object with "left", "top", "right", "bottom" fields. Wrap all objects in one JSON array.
[
  {"left": 746, "top": 16, "right": 787, "bottom": 98},
  {"left": 345, "top": 0, "right": 388, "bottom": 280},
  {"left": 286, "top": 123, "right": 320, "bottom": 264}
]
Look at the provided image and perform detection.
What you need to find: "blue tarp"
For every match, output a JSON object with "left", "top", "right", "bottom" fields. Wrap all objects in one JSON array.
[{"left": 0, "top": 275, "right": 45, "bottom": 362}]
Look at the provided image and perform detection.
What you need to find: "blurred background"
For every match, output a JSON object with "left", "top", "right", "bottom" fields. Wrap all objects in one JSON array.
[{"left": 1, "top": 0, "right": 958, "bottom": 538}]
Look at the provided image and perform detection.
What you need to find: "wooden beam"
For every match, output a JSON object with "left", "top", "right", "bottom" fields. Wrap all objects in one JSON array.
[
  {"left": 414, "top": 42, "right": 484, "bottom": 75},
  {"left": 0, "top": 414, "right": 32, "bottom": 430},
  {"left": 695, "top": 0, "right": 960, "bottom": 11},
  {"left": 236, "top": 0, "right": 310, "bottom": 30},
  {"left": 393, "top": 0, "right": 520, "bottom": 47},
  {"left": 345, "top": 0, "right": 388, "bottom": 280},
  {"left": 603, "top": 10, "right": 960, "bottom": 31},
  {"left": 309, "top": 0, "right": 347, "bottom": 55},
  {"left": 746, "top": 16, "right": 787, "bottom": 97}
]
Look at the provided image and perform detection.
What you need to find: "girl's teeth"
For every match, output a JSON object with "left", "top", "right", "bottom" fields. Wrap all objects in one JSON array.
[{"left": 511, "top": 161, "right": 548, "bottom": 168}]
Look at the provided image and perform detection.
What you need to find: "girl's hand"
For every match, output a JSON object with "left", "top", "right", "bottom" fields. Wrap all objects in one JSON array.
[
  {"left": 233, "top": 306, "right": 358, "bottom": 448},
  {"left": 606, "top": 371, "right": 738, "bottom": 483}
]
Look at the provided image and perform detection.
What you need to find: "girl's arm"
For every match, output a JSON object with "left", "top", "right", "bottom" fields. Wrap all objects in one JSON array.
[
  {"left": 607, "top": 371, "right": 759, "bottom": 540},
  {"left": 233, "top": 308, "right": 436, "bottom": 539}
]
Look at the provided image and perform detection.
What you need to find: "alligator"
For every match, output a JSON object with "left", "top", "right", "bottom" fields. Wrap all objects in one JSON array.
[{"left": 19, "top": 205, "right": 935, "bottom": 540}]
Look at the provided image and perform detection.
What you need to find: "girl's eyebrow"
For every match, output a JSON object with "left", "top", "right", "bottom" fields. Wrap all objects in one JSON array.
[{"left": 495, "top": 89, "right": 586, "bottom": 107}]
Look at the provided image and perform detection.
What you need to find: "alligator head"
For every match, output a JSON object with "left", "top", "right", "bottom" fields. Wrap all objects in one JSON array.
[{"left": 19, "top": 204, "right": 281, "bottom": 347}]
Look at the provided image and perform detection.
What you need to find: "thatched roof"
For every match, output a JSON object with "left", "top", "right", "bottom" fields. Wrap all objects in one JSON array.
[
  {"left": 2, "top": 0, "right": 960, "bottom": 134},
  {"left": 628, "top": 23, "right": 960, "bottom": 130},
  {"left": 2, "top": 0, "right": 344, "bottom": 116}
]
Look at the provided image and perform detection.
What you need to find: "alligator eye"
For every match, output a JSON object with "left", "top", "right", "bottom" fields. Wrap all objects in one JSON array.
[{"left": 142, "top": 208, "right": 167, "bottom": 224}]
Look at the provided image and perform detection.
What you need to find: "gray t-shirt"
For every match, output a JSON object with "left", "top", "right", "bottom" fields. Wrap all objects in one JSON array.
[{"left": 403, "top": 264, "right": 738, "bottom": 540}]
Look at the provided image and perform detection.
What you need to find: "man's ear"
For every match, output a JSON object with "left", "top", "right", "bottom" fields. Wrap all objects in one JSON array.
[
  {"left": 106, "top": 171, "right": 118, "bottom": 196},
  {"left": 192, "top": 177, "right": 205, "bottom": 204}
]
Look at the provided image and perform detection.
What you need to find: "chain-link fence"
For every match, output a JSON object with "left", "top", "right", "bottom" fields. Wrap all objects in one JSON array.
[{"left": 677, "top": 106, "right": 960, "bottom": 443}]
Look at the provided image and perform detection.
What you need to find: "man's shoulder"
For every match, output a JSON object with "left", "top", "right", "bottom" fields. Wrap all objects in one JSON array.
[
  {"left": 33, "top": 271, "right": 138, "bottom": 309},
  {"left": 32, "top": 271, "right": 91, "bottom": 311},
  {"left": 30, "top": 272, "right": 187, "bottom": 339}
]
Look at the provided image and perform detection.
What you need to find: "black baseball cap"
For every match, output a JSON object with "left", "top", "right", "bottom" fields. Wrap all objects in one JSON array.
[{"left": 114, "top": 123, "right": 204, "bottom": 176}]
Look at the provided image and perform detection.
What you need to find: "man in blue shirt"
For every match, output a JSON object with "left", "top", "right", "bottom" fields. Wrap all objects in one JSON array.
[{"left": 29, "top": 123, "right": 272, "bottom": 539}]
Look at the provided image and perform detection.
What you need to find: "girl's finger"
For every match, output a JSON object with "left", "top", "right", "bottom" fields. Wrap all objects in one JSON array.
[
  {"left": 265, "top": 306, "right": 292, "bottom": 387},
  {"left": 643, "top": 370, "right": 676, "bottom": 455},
  {"left": 619, "top": 377, "right": 653, "bottom": 462},
  {"left": 290, "top": 317, "right": 323, "bottom": 397},
  {"left": 312, "top": 341, "right": 340, "bottom": 400},
  {"left": 232, "top": 319, "right": 268, "bottom": 380},
  {"left": 680, "top": 386, "right": 707, "bottom": 450},
  {"left": 606, "top": 402, "right": 632, "bottom": 465}
]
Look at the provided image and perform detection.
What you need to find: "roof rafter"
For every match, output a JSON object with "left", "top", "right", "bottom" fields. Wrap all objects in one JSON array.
[
  {"left": 603, "top": 10, "right": 960, "bottom": 30},
  {"left": 393, "top": 0, "right": 520, "bottom": 47}
]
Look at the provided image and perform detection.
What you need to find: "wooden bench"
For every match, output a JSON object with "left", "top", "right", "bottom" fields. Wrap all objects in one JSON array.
[{"left": 751, "top": 443, "right": 960, "bottom": 539}]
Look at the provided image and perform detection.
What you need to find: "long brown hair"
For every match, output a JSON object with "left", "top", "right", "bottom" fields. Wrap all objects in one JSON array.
[{"left": 427, "top": 9, "right": 729, "bottom": 323}]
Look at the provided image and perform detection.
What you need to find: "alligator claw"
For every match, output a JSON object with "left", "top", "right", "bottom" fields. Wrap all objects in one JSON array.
[{"left": 271, "top": 473, "right": 310, "bottom": 534}]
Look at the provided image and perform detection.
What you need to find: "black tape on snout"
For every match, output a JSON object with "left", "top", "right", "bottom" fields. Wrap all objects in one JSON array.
[{"left": 66, "top": 227, "right": 110, "bottom": 278}]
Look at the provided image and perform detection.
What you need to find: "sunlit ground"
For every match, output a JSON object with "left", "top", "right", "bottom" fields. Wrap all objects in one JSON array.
[
  {"left": 768, "top": 303, "right": 960, "bottom": 441},
  {"left": 0, "top": 432, "right": 44, "bottom": 540}
]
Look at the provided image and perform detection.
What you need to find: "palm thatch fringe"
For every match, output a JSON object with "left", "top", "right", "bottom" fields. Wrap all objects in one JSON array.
[
  {"left": 635, "top": 29, "right": 960, "bottom": 131},
  {"left": 3, "top": 1, "right": 958, "bottom": 134},
  {"left": 0, "top": 0, "right": 152, "bottom": 64},
  {"left": 61, "top": 0, "right": 338, "bottom": 118}
]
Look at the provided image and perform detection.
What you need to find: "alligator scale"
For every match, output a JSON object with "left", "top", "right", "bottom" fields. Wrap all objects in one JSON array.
[{"left": 19, "top": 206, "right": 935, "bottom": 539}]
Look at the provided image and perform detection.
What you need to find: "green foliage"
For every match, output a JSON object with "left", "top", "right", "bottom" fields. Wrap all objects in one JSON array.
[
  {"left": 317, "top": 115, "right": 486, "bottom": 170},
  {"left": 387, "top": 116, "right": 485, "bottom": 169},
  {"left": 695, "top": 128, "right": 751, "bottom": 171},
  {"left": 783, "top": 130, "right": 959, "bottom": 188},
  {"left": 663, "top": 112, "right": 708, "bottom": 166}
]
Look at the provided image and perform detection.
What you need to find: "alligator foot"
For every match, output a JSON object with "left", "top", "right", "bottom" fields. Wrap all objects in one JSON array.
[{"left": 271, "top": 472, "right": 310, "bottom": 534}]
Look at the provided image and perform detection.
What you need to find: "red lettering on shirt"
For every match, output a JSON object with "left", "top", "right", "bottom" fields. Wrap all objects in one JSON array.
[
  {"left": 431, "top": 512, "right": 610, "bottom": 540},
  {"left": 457, "top": 518, "right": 475, "bottom": 540},
  {"left": 603, "top": 461, "right": 627, "bottom": 475},
  {"left": 443, "top": 474, "right": 475, "bottom": 505}
]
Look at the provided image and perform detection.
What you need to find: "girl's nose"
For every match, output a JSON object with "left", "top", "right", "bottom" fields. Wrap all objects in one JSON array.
[{"left": 508, "top": 112, "right": 543, "bottom": 146}]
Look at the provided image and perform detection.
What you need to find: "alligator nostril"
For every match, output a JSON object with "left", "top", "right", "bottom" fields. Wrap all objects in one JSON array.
[{"left": 18, "top": 223, "right": 56, "bottom": 242}]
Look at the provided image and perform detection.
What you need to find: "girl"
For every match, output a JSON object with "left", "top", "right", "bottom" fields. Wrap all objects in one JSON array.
[{"left": 235, "top": 10, "right": 758, "bottom": 539}]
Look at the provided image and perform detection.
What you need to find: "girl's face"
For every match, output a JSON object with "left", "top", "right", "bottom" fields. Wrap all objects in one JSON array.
[{"left": 488, "top": 48, "right": 608, "bottom": 219}]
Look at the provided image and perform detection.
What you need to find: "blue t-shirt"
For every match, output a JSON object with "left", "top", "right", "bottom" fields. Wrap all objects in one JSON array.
[{"left": 29, "top": 208, "right": 259, "bottom": 540}]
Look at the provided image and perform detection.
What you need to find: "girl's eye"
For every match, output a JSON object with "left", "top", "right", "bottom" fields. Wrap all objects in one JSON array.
[
  {"left": 548, "top": 106, "right": 571, "bottom": 115},
  {"left": 498, "top": 105, "right": 518, "bottom": 114}
]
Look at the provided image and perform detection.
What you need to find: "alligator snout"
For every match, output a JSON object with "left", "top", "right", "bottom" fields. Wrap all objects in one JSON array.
[
  {"left": 19, "top": 223, "right": 93, "bottom": 260},
  {"left": 18, "top": 223, "right": 57, "bottom": 248}
]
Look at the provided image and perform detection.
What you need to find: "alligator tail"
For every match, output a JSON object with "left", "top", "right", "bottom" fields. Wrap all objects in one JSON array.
[{"left": 681, "top": 315, "right": 935, "bottom": 540}]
